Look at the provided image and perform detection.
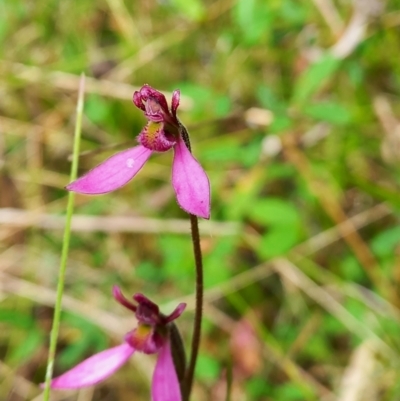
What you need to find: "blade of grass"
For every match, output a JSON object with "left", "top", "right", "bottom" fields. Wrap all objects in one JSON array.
[{"left": 42, "top": 73, "right": 85, "bottom": 400}]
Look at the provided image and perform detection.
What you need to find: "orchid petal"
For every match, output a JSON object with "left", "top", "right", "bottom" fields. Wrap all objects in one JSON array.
[
  {"left": 172, "top": 138, "right": 210, "bottom": 219},
  {"left": 50, "top": 343, "right": 135, "bottom": 389},
  {"left": 113, "top": 286, "right": 137, "bottom": 313},
  {"left": 171, "top": 90, "right": 180, "bottom": 118},
  {"left": 66, "top": 146, "right": 152, "bottom": 194},
  {"left": 152, "top": 341, "right": 182, "bottom": 401},
  {"left": 165, "top": 303, "right": 186, "bottom": 323},
  {"left": 133, "top": 90, "right": 146, "bottom": 111}
]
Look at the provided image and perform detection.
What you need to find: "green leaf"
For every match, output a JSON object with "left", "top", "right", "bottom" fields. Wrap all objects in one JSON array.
[
  {"left": 195, "top": 353, "right": 220, "bottom": 381},
  {"left": 58, "top": 336, "right": 91, "bottom": 368},
  {"left": 85, "top": 94, "right": 110, "bottom": 125},
  {"left": 175, "top": 83, "right": 232, "bottom": 119},
  {"left": 200, "top": 137, "right": 242, "bottom": 163},
  {"left": 158, "top": 236, "right": 194, "bottom": 291},
  {"left": 368, "top": 227, "right": 400, "bottom": 279},
  {"left": 246, "top": 377, "right": 272, "bottom": 399},
  {"left": 304, "top": 336, "right": 330, "bottom": 359},
  {"left": 214, "top": 95, "right": 231, "bottom": 117},
  {"left": 239, "top": 140, "right": 262, "bottom": 167},
  {"left": 233, "top": 0, "right": 273, "bottom": 45},
  {"left": 292, "top": 54, "right": 341, "bottom": 104},
  {"left": 280, "top": 0, "right": 307, "bottom": 24},
  {"left": 58, "top": 313, "right": 109, "bottom": 368},
  {"left": 9, "top": 330, "right": 44, "bottom": 364},
  {"left": 304, "top": 101, "right": 352, "bottom": 125},
  {"left": 257, "top": 86, "right": 292, "bottom": 133},
  {"left": 274, "top": 382, "right": 314, "bottom": 400},
  {"left": 204, "top": 238, "right": 235, "bottom": 288},
  {"left": 370, "top": 226, "right": 400, "bottom": 258},
  {"left": 0, "top": 15, "right": 9, "bottom": 45},
  {"left": 248, "top": 199, "right": 301, "bottom": 258},
  {"left": 170, "top": 0, "right": 205, "bottom": 21},
  {"left": 345, "top": 59, "right": 364, "bottom": 86},
  {"left": 340, "top": 255, "right": 364, "bottom": 281},
  {"left": 256, "top": 85, "right": 287, "bottom": 114},
  {"left": 0, "top": 309, "right": 34, "bottom": 330},
  {"left": 269, "top": 114, "right": 293, "bottom": 133},
  {"left": 136, "top": 261, "right": 166, "bottom": 284}
]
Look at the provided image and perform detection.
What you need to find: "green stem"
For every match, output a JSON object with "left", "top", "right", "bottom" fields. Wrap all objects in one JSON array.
[{"left": 42, "top": 73, "right": 85, "bottom": 400}]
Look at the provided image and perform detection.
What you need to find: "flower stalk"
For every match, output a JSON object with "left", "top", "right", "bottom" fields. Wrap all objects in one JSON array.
[
  {"left": 184, "top": 212, "right": 204, "bottom": 401},
  {"left": 177, "top": 122, "right": 205, "bottom": 400}
]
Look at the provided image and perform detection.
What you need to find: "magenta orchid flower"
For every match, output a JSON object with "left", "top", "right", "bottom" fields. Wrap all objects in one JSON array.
[
  {"left": 67, "top": 85, "right": 210, "bottom": 219},
  {"left": 49, "top": 286, "right": 186, "bottom": 401}
]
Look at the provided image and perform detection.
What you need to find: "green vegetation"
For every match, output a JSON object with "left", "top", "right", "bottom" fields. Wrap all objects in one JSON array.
[{"left": 1, "top": 0, "right": 400, "bottom": 400}]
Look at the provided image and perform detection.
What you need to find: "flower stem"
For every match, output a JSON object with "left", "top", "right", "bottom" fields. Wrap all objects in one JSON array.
[
  {"left": 42, "top": 73, "right": 85, "bottom": 401},
  {"left": 179, "top": 122, "right": 205, "bottom": 400},
  {"left": 179, "top": 122, "right": 204, "bottom": 401},
  {"left": 184, "top": 213, "right": 204, "bottom": 400}
]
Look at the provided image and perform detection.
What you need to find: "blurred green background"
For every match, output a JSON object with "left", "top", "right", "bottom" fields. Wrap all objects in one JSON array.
[{"left": 1, "top": 0, "right": 400, "bottom": 400}]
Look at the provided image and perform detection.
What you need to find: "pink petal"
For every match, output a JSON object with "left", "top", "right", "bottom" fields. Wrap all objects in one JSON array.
[
  {"left": 165, "top": 303, "right": 186, "bottom": 323},
  {"left": 172, "top": 138, "right": 210, "bottom": 219},
  {"left": 66, "top": 146, "right": 152, "bottom": 194},
  {"left": 112, "top": 286, "right": 137, "bottom": 313},
  {"left": 171, "top": 90, "right": 180, "bottom": 118},
  {"left": 152, "top": 341, "right": 182, "bottom": 401},
  {"left": 50, "top": 343, "right": 135, "bottom": 389}
]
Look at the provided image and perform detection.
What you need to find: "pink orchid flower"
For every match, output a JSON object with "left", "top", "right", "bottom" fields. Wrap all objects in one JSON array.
[
  {"left": 67, "top": 85, "right": 210, "bottom": 219},
  {"left": 49, "top": 286, "right": 186, "bottom": 401}
]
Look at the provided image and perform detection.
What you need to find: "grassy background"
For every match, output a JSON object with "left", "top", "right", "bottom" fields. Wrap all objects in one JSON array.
[{"left": 1, "top": 0, "right": 400, "bottom": 400}]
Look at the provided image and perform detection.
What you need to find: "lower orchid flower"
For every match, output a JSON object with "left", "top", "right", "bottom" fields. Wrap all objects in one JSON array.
[
  {"left": 49, "top": 286, "right": 186, "bottom": 401},
  {"left": 67, "top": 84, "right": 210, "bottom": 219}
]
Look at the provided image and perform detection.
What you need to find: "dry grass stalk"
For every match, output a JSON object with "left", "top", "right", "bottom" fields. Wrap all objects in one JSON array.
[
  {"left": 0, "top": 207, "right": 239, "bottom": 236},
  {"left": 336, "top": 340, "right": 378, "bottom": 401}
]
